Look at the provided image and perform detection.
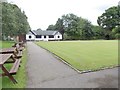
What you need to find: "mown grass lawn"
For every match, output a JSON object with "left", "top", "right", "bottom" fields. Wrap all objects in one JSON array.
[
  {"left": 0, "top": 41, "right": 27, "bottom": 88},
  {"left": 0, "top": 41, "right": 15, "bottom": 49},
  {"left": 36, "top": 40, "right": 118, "bottom": 71}
]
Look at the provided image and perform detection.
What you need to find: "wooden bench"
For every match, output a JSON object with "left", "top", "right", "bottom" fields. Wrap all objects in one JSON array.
[
  {"left": 17, "top": 47, "right": 24, "bottom": 52},
  {"left": 0, "top": 47, "right": 22, "bottom": 59},
  {"left": 12, "top": 43, "right": 24, "bottom": 58},
  {"left": 15, "top": 51, "right": 22, "bottom": 59},
  {"left": 9, "top": 59, "right": 21, "bottom": 75},
  {"left": 0, "top": 47, "right": 16, "bottom": 54},
  {"left": 12, "top": 43, "right": 17, "bottom": 47},
  {"left": 0, "top": 54, "right": 21, "bottom": 84},
  {"left": 12, "top": 42, "right": 25, "bottom": 48}
]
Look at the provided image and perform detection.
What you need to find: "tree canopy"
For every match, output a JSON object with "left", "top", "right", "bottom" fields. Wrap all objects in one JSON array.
[
  {"left": 97, "top": 6, "right": 120, "bottom": 39},
  {"left": 1, "top": 2, "right": 30, "bottom": 40},
  {"left": 44, "top": 6, "right": 120, "bottom": 40},
  {"left": 46, "top": 24, "right": 56, "bottom": 30},
  {"left": 46, "top": 13, "right": 94, "bottom": 40},
  {"left": 112, "top": 26, "right": 120, "bottom": 39},
  {"left": 92, "top": 25, "right": 105, "bottom": 39}
]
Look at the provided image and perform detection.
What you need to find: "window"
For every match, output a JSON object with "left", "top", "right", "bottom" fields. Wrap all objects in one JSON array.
[
  {"left": 58, "top": 36, "right": 60, "bottom": 38},
  {"left": 44, "top": 36, "right": 46, "bottom": 38},
  {"left": 29, "top": 35, "right": 32, "bottom": 39},
  {"left": 36, "top": 35, "right": 41, "bottom": 38},
  {"left": 49, "top": 35, "right": 54, "bottom": 38}
]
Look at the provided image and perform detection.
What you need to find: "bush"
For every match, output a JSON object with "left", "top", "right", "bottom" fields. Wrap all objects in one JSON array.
[{"left": 115, "top": 33, "right": 120, "bottom": 39}]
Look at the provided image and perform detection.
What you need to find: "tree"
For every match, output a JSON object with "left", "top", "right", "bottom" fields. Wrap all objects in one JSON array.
[
  {"left": 92, "top": 26, "right": 105, "bottom": 39},
  {"left": 47, "top": 13, "right": 94, "bottom": 40},
  {"left": 0, "top": 0, "right": 7, "bottom": 2},
  {"left": 97, "top": 6, "right": 120, "bottom": 39},
  {"left": 54, "top": 18, "right": 64, "bottom": 39},
  {"left": 46, "top": 24, "right": 55, "bottom": 30},
  {"left": 80, "top": 21, "right": 94, "bottom": 40},
  {"left": 62, "top": 13, "right": 94, "bottom": 40},
  {"left": 46, "top": 18, "right": 65, "bottom": 39},
  {"left": 62, "top": 13, "right": 80, "bottom": 39},
  {"left": 111, "top": 26, "right": 120, "bottom": 39},
  {"left": 1, "top": 2, "right": 30, "bottom": 40}
]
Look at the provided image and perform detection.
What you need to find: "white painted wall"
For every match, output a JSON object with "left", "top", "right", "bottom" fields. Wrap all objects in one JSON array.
[
  {"left": 54, "top": 32, "right": 62, "bottom": 40},
  {"left": 43, "top": 36, "right": 48, "bottom": 41},
  {"left": 26, "top": 32, "right": 62, "bottom": 41},
  {"left": 26, "top": 34, "right": 35, "bottom": 41}
]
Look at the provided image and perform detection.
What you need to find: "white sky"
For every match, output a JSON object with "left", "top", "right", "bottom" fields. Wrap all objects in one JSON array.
[{"left": 7, "top": 0, "right": 119, "bottom": 30}]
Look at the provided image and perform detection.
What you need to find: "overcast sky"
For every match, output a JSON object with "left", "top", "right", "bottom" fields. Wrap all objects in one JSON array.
[{"left": 7, "top": 0, "right": 119, "bottom": 30}]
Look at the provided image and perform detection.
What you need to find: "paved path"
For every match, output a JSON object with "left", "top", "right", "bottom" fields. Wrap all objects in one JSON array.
[{"left": 26, "top": 42, "right": 118, "bottom": 88}]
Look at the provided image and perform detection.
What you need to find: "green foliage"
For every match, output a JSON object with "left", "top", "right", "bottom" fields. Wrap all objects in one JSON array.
[
  {"left": 92, "top": 26, "right": 105, "bottom": 39},
  {"left": 47, "top": 18, "right": 64, "bottom": 39},
  {"left": 46, "top": 24, "right": 56, "bottom": 30},
  {"left": 112, "top": 26, "right": 120, "bottom": 39},
  {"left": 1, "top": 2, "right": 30, "bottom": 39},
  {"left": 47, "top": 13, "right": 94, "bottom": 40},
  {"left": 46, "top": 5, "right": 120, "bottom": 40},
  {"left": 115, "top": 33, "right": 120, "bottom": 39},
  {"left": 62, "top": 14, "right": 94, "bottom": 40},
  {"left": 55, "top": 18, "right": 64, "bottom": 35},
  {"left": 0, "top": 0, "right": 7, "bottom": 2},
  {"left": 62, "top": 13, "right": 80, "bottom": 39},
  {"left": 80, "top": 21, "right": 94, "bottom": 40},
  {"left": 97, "top": 6, "right": 120, "bottom": 39}
]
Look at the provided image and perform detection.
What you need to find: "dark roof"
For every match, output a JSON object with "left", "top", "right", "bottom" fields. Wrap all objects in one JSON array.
[
  {"left": 29, "top": 30, "right": 36, "bottom": 35},
  {"left": 31, "top": 30, "right": 59, "bottom": 35}
]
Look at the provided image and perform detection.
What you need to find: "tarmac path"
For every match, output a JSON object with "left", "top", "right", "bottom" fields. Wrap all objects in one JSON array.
[{"left": 26, "top": 42, "right": 118, "bottom": 88}]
